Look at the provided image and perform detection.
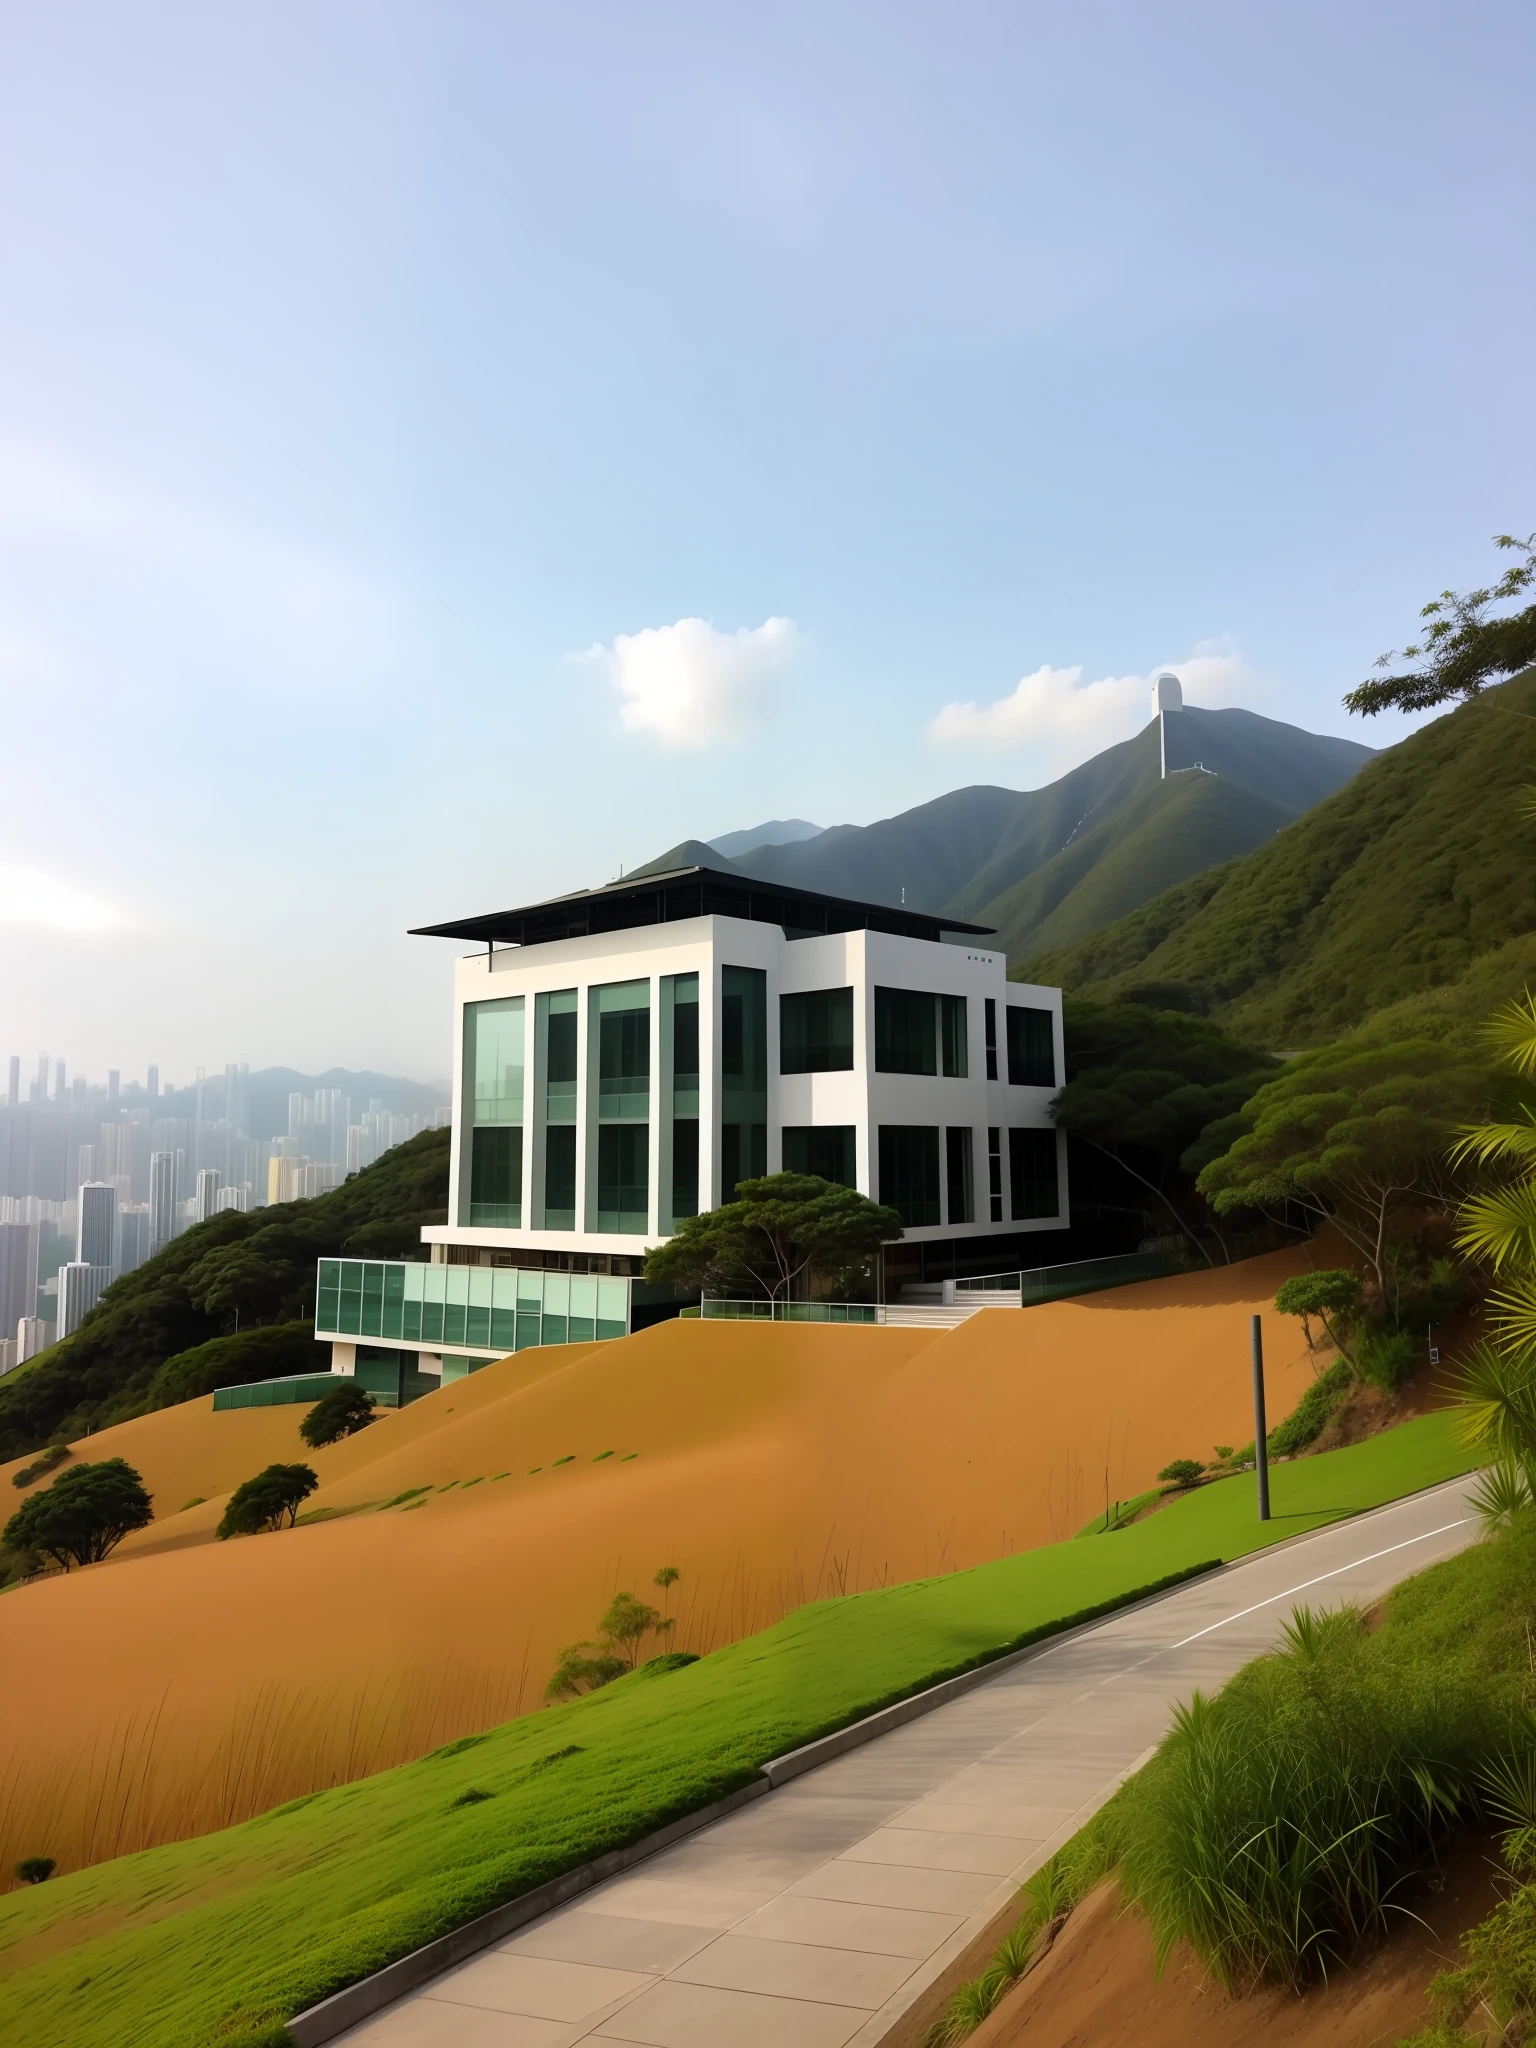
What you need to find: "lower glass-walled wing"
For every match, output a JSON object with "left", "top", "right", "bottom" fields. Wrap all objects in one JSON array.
[{"left": 315, "top": 1259, "right": 631, "bottom": 1354}]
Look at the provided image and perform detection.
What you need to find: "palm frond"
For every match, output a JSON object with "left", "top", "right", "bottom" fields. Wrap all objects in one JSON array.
[
  {"left": 1485, "top": 990, "right": 1536, "bottom": 1077},
  {"left": 1486, "top": 1277, "right": 1536, "bottom": 1357},
  {"left": 1456, "top": 1183, "right": 1536, "bottom": 1271},
  {"left": 1468, "top": 1458, "right": 1534, "bottom": 1531},
  {"left": 1451, "top": 1117, "right": 1536, "bottom": 1170},
  {"left": 1455, "top": 1342, "right": 1536, "bottom": 1465}
]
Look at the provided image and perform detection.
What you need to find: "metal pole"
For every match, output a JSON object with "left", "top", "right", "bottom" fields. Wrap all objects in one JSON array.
[{"left": 1251, "top": 1313, "right": 1270, "bottom": 1523}]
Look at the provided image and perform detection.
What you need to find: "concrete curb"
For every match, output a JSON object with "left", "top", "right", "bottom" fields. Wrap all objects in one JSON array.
[
  {"left": 288, "top": 1778, "right": 771, "bottom": 2047},
  {"left": 288, "top": 1473, "right": 1476, "bottom": 2045}
]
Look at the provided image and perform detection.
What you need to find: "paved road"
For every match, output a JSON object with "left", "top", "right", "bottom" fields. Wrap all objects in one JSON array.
[{"left": 334, "top": 1480, "right": 1477, "bottom": 2048}]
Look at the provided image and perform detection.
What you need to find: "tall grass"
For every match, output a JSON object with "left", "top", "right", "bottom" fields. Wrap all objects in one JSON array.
[
  {"left": 0, "top": 1657, "right": 520, "bottom": 1878},
  {"left": 1117, "top": 1603, "right": 1503, "bottom": 1990}
]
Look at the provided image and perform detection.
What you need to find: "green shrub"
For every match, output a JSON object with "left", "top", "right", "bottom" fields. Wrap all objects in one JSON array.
[
  {"left": 1356, "top": 1327, "right": 1419, "bottom": 1393},
  {"left": 1116, "top": 1605, "right": 1499, "bottom": 1989},
  {"left": 1158, "top": 1459, "right": 1205, "bottom": 1489},
  {"left": 11, "top": 1443, "right": 70, "bottom": 1488},
  {"left": 13, "top": 1856, "right": 55, "bottom": 1884},
  {"left": 1268, "top": 1360, "right": 1352, "bottom": 1455}
]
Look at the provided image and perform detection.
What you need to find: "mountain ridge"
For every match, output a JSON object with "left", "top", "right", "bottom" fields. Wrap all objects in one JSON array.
[{"left": 636, "top": 706, "right": 1375, "bottom": 961}]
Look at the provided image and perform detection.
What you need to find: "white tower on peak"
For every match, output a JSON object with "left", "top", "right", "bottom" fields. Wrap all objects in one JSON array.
[{"left": 1152, "top": 671, "right": 1183, "bottom": 777}]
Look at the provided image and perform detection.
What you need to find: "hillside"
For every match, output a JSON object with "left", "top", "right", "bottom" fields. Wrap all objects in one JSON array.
[
  {"left": 0, "top": 1253, "right": 1324, "bottom": 1878},
  {"left": 638, "top": 708, "right": 1373, "bottom": 960},
  {"left": 1022, "top": 671, "right": 1536, "bottom": 1045},
  {"left": 0, "top": 1127, "right": 450, "bottom": 1460}
]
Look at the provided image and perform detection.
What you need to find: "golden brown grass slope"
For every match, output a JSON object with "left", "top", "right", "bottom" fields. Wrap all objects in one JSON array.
[{"left": 0, "top": 1253, "right": 1326, "bottom": 1874}]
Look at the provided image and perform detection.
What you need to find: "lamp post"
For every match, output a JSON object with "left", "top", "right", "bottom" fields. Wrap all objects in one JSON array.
[{"left": 1252, "top": 1313, "right": 1270, "bottom": 1522}]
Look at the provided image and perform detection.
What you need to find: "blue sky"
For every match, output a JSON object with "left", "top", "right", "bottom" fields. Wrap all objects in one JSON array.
[{"left": 1, "top": 0, "right": 1532, "bottom": 1083}]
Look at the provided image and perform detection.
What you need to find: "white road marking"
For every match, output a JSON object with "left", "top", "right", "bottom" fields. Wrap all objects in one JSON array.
[{"left": 1169, "top": 1518, "right": 1469, "bottom": 1647}]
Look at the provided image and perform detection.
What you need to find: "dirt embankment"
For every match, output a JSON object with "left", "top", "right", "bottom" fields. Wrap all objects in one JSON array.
[{"left": 966, "top": 1846, "right": 1500, "bottom": 2048}]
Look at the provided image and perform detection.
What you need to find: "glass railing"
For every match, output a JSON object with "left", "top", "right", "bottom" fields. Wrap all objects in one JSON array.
[
  {"left": 698, "top": 1299, "right": 879, "bottom": 1324},
  {"left": 954, "top": 1250, "right": 1187, "bottom": 1305}
]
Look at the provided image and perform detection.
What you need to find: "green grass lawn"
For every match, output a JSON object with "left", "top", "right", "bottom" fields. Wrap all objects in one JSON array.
[{"left": 0, "top": 1410, "right": 1479, "bottom": 2048}]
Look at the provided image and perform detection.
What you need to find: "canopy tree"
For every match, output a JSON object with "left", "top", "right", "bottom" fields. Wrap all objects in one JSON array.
[
  {"left": 1196, "top": 1036, "right": 1495, "bottom": 1312},
  {"left": 2, "top": 1458, "right": 153, "bottom": 1570},
  {"left": 645, "top": 1173, "right": 902, "bottom": 1303},
  {"left": 217, "top": 1463, "right": 318, "bottom": 1539},
  {"left": 1344, "top": 533, "right": 1536, "bottom": 718},
  {"left": 1048, "top": 999, "right": 1276, "bottom": 1264},
  {"left": 300, "top": 1382, "right": 377, "bottom": 1449}
]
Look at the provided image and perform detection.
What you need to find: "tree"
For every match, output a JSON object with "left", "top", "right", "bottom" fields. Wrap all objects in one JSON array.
[
  {"left": 1049, "top": 999, "right": 1276, "bottom": 1264},
  {"left": 300, "top": 1382, "right": 377, "bottom": 1448},
  {"left": 2, "top": 1458, "right": 153, "bottom": 1570},
  {"left": 1274, "top": 1270, "right": 1362, "bottom": 1373},
  {"left": 1196, "top": 1037, "right": 1493, "bottom": 1314},
  {"left": 217, "top": 1463, "right": 318, "bottom": 1539},
  {"left": 13, "top": 1857, "right": 54, "bottom": 1884},
  {"left": 1344, "top": 534, "right": 1536, "bottom": 718},
  {"left": 644, "top": 1173, "right": 902, "bottom": 1303},
  {"left": 1157, "top": 1459, "right": 1205, "bottom": 1489},
  {"left": 545, "top": 1572, "right": 681, "bottom": 1700}
]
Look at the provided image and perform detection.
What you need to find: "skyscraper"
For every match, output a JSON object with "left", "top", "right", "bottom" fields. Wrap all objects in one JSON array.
[
  {"left": 78, "top": 1182, "right": 117, "bottom": 1271},
  {"left": 148, "top": 1151, "right": 178, "bottom": 1256},
  {"left": 225, "top": 1062, "right": 250, "bottom": 1136},
  {"left": 6, "top": 1057, "right": 17, "bottom": 1109},
  {"left": 0, "top": 1222, "right": 40, "bottom": 1342},
  {"left": 17, "top": 1316, "right": 54, "bottom": 1363},
  {"left": 54, "top": 1059, "right": 66, "bottom": 1101},
  {"left": 195, "top": 1168, "right": 221, "bottom": 1222},
  {"left": 108, "top": 1069, "right": 119, "bottom": 1105},
  {"left": 147, "top": 1064, "right": 159, "bottom": 1101},
  {"left": 117, "top": 1205, "right": 151, "bottom": 1275},
  {"left": 58, "top": 1261, "right": 110, "bottom": 1338}
]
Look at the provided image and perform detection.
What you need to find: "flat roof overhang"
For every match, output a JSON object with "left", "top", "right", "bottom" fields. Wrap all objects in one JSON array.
[{"left": 409, "top": 864, "right": 996, "bottom": 950}]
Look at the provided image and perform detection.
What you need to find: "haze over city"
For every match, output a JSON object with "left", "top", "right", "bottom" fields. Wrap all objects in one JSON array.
[{"left": 2, "top": 1, "right": 1532, "bottom": 1081}]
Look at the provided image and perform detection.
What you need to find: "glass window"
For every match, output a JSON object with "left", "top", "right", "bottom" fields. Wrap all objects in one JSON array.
[
  {"left": 874, "top": 988, "right": 937, "bottom": 1075},
  {"left": 780, "top": 988, "right": 854, "bottom": 1073},
  {"left": 721, "top": 1122, "right": 766, "bottom": 1202},
  {"left": 878, "top": 1125, "right": 941, "bottom": 1227},
  {"left": 668, "top": 973, "right": 699, "bottom": 1082},
  {"left": 539, "top": 989, "right": 578, "bottom": 1122},
  {"left": 1009, "top": 1127, "right": 1060, "bottom": 1220},
  {"left": 597, "top": 1124, "right": 649, "bottom": 1232},
  {"left": 984, "top": 998, "right": 998, "bottom": 1081},
  {"left": 544, "top": 1124, "right": 576, "bottom": 1229},
  {"left": 945, "top": 1127, "right": 974, "bottom": 1224},
  {"left": 940, "top": 994, "right": 968, "bottom": 1079},
  {"left": 782, "top": 1126, "right": 856, "bottom": 1188},
  {"left": 987, "top": 1125, "right": 1003, "bottom": 1223},
  {"left": 594, "top": 979, "right": 650, "bottom": 1120},
  {"left": 466, "top": 998, "right": 525, "bottom": 1126},
  {"left": 721, "top": 966, "right": 768, "bottom": 1090},
  {"left": 671, "top": 1118, "right": 699, "bottom": 1221},
  {"left": 1006, "top": 1007, "right": 1056, "bottom": 1087},
  {"left": 470, "top": 1127, "right": 523, "bottom": 1227}
]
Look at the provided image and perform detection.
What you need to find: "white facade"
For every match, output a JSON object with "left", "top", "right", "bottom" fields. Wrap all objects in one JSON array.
[
  {"left": 424, "top": 912, "right": 1066, "bottom": 1262},
  {"left": 58, "top": 1261, "right": 110, "bottom": 1338}
]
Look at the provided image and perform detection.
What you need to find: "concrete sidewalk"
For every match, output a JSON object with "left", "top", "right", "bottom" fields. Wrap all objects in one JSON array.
[{"left": 333, "top": 1480, "right": 1477, "bottom": 2048}]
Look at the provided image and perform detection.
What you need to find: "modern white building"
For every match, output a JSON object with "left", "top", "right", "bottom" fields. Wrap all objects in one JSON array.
[
  {"left": 311, "top": 867, "right": 1068, "bottom": 1390},
  {"left": 58, "top": 1260, "right": 110, "bottom": 1339},
  {"left": 17, "top": 1316, "right": 54, "bottom": 1363}
]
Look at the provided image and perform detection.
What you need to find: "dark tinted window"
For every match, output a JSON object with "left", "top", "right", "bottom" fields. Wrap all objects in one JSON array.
[
  {"left": 780, "top": 988, "right": 854, "bottom": 1073},
  {"left": 878, "top": 1125, "right": 941, "bottom": 1227},
  {"left": 1006, "top": 1007, "right": 1055, "bottom": 1087},
  {"left": 875, "top": 988, "right": 937, "bottom": 1074},
  {"left": 1008, "top": 1128, "right": 1059, "bottom": 1220},
  {"left": 782, "top": 1125, "right": 856, "bottom": 1187},
  {"left": 671, "top": 1119, "right": 699, "bottom": 1220},
  {"left": 945, "top": 1126, "right": 974, "bottom": 1224}
]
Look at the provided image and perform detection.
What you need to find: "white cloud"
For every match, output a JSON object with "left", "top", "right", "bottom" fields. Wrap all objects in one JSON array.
[
  {"left": 928, "top": 651, "right": 1251, "bottom": 767},
  {"left": 590, "top": 616, "right": 799, "bottom": 750},
  {"left": 0, "top": 863, "right": 130, "bottom": 934}
]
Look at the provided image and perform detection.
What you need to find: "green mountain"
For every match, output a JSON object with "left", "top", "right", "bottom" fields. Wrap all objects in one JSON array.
[
  {"left": 639, "top": 707, "right": 1374, "bottom": 960},
  {"left": 1021, "top": 672, "right": 1536, "bottom": 1047}
]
